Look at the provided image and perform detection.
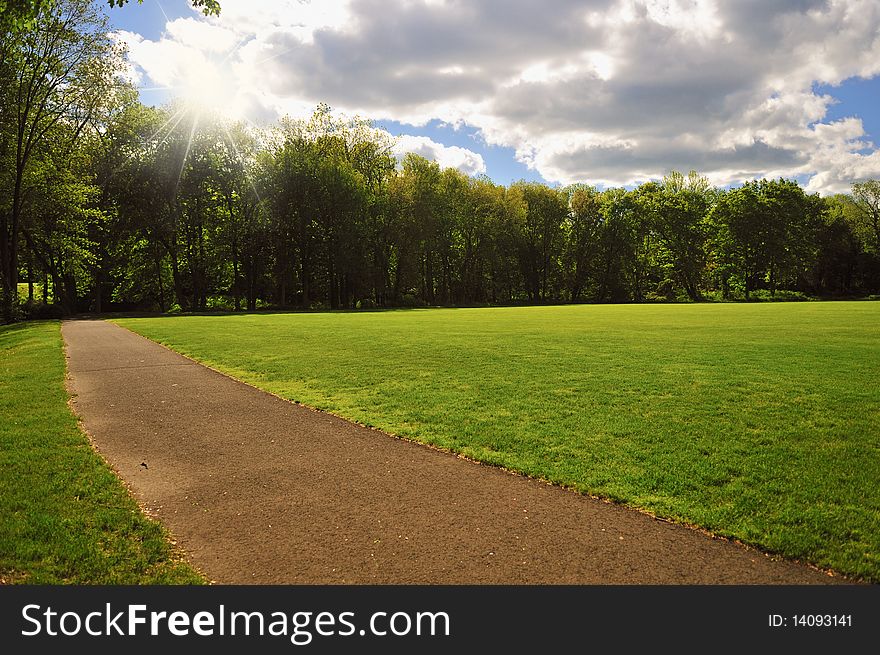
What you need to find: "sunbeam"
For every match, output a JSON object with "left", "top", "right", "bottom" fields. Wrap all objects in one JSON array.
[
  {"left": 176, "top": 112, "right": 200, "bottom": 194},
  {"left": 221, "top": 123, "right": 263, "bottom": 204}
]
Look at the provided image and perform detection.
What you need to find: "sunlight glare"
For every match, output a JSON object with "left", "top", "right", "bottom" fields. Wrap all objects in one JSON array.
[{"left": 178, "top": 54, "right": 246, "bottom": 120}]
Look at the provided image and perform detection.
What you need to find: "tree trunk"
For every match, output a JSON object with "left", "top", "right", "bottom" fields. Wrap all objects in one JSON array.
[
  {"left": 155, "top": 247, "right": 166, "bottom": 313},
  {"left": 424, "top": 249, "right": 435, "bottom": 304},
  {"left": 227, "top": 195, "right": 241, "bottom": 311},
  {"left": 51, "top": 271, "right": 61, "bottom": 306},
  {"left": 2, "top": 160, "right": 25, "bottom": 322},
  {"left": 300, "top": 258, "right": 310, "bottom": 308},
  {"left": 393, "top": 246, "right": 404, "bottom": 301},
  {"left": 169, "top": 248, "right": 187, "bottom": 310},
  {"left": 62, "top": 269, "right": 77, "bottom": 315},
  {"left": 247, "top": 258, "right": 257, "bottom": 311},
  {"left": 27, "top": 254, "right": 34, "bottom": 304},
  {"left": 232, "top": 245, "right": 240, "bottom": 311},
  {"left": 1, "top": 209, "right": 9, "bottom": 321},
  {"left": 94, "top": 278, "right": 102, "bottom": 313},
  {"left": 328, "top": 240, "right": 337, "bottom": 309}
]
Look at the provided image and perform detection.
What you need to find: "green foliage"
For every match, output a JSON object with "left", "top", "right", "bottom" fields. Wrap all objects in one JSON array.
[
  {"left": 746, "top": 289, "right": 814, "bottom": 302},
  {"left": 261, "top": 107, "right": 394, "bottom": 309},
  {"left": 0, "top": 1, "right": 54, "bottom": 32},
  {"left": 636, "top": 171, "right": 714, "bottom": 300},
  {"left": 0, "top": 321, "right": 205, "bottom": 583},
  {"left": 708, "top": 179, "right": 827, "bottom": 300},
  {"left": 398, "top": 292, "right": 427, "bottom": 307},
  {"left": 851, "top": 179, "right": 880, "bottom": 254},
  {"left": 1, "top": 0, "right": 128, "bottom": 321},
  {"left": 118, "top": 303, "right": 880, "bottom": 582},
  {"left": 510, "top": 181, "right": 568, "bottom": 302},
  {"left": 563, "top": 184, "right": 602, "bottom": 301}
]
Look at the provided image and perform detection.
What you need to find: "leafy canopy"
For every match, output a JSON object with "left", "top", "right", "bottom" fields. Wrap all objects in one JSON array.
[{"left": 1, "top": 0, "right": 220, "bottom": 32}]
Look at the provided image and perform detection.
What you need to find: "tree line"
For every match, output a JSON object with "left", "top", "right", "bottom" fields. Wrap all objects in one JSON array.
[{"left": 3, "top": 0, "right": 880, "bottom": 322}]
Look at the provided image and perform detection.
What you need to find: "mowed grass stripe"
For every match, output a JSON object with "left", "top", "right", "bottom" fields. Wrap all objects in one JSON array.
[
  {"left": 117, "top": 302, "right": 880, "bottom": 582},
  {"left": 0, "top": 321, "right": 204, "bottom": 584}
]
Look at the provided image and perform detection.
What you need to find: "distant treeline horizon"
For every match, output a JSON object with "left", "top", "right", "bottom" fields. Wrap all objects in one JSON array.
[{"left": 3, "top": 1, "right": 880, "bottom": 322}]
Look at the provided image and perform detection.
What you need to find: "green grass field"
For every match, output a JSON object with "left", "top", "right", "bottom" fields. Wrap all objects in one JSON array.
[
  {"left": 116, "top": 303, "right": 880, "bottom": 582},
  {"left": 17, "top": 282, "right": 44, "bottom": 302},
  {"left": 0, "top": 321, "right": 205, "bottom": 584}
]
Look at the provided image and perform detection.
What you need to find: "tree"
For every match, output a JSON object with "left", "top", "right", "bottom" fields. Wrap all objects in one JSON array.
[
  {"left": 261, "top": 106, "right": 392, "bottom": 309},
  {"left": 108, "top": 104, "right": 185, "bottom": 312},
  {"left": 19, "top": 121, "right": 103, "bottom": 314},
  {"left": 510, "top": 181, "right": 567, "bottom": 302},
  {"left": 88, "top": 90, "right": 161, "bottom": 312},
  {"left": 563, "top": 184, "right": 601, "bottom": 302},
  {"left": 458, "top": 175, "right": 503, "bottom": 304},
  {"left": 707, "top": 179, "right": 822, "bottom": 299},
  {"left": 851, "top": 180, "right": 880, "bottom": 253},
  {"left": 708, "top": 183, "right": 765, "bottom": 300},
  {"left": 758, "top": 178, "right": 822, "bottom": 295},
  {"left": 209, "top": 120, "right": 262, "bottom": 311},
  {"left": 396, "top": 154, "right": 442, "bottom": 304},
  {"left": 637, "top": 171, "right": 714, "bottom": 301},
  {"left": 594, "top": 188, "right": 643, "bottom": 302},
  {"left": 1, "top": 0, "right": 125, "bottom": 321},
  {"left": 808, "top": 195, "right": 863, "bottom": 295}
]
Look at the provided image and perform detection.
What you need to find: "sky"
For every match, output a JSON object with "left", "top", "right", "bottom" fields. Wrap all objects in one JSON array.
[{"left": 105, "top": 0, "right": 880, "bottom": 194}]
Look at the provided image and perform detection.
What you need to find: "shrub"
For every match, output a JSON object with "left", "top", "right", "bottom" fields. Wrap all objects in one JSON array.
[
  {"left": 749, "top": 289, "right": 814, "bottom": 302},
  {"left": 25, "top": 302, "right": 64, "bottom": 319},
  {"left": 398, "top": 293, "right": 427, "bottom": 308}
]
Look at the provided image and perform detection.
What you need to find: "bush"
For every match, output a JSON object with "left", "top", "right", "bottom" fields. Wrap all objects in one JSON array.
[
  {"left": 398, "top": 293, "right": 427, "bottom": 308},
  {"left": 702, "top": 288, "right": 815, "bottom": 302},
  {"left": 25, "top": 301, "right": 64, "bottom": 319},
  {"left": 205, "top": 296, "right": 235, "bottom": 311},
  {"left": 356, "top": 298, "right": 377, "bottom": 310},
  {"left": 749, "top": 289, "right": 814, "bottom": 302}
]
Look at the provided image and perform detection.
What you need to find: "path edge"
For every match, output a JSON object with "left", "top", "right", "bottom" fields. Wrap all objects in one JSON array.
[
  {"left": 60, "top": 319, "right": 213, "bottom": 585},
  {"left": 105, "top": 317, "right": 856, "bottom": 584}
]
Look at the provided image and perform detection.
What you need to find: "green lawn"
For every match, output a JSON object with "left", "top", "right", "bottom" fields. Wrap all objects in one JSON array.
[
  {"left": 116, "top": 303, "right": 880, "bottom": 582},
  {"left": 0, "top": 321, "right": 205, "bottom": 584},
  {"left": 17, "top": 282, "right": 44, "bottom": 302}
]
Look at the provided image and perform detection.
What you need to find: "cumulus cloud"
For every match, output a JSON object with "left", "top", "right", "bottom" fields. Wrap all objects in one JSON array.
[
  {"left": 117, "top": 0, "right": 880, "bottom": 193},
  {"left": 392, "top": 135, "right": 486, "bottom": 176}
]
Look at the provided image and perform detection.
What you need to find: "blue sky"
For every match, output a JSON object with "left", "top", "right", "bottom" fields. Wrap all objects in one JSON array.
[
  {"left": 107, "top": 0, "right": 880, "bottom": 194},
  {"left": 107, "top": 0, "right": 188, "bottom": 40},
  {"left": 374, "top": 120, "right": 548, "bottom": 185},
  {"left": 815, "top": 79, "right": 880, "bottom": 150}
]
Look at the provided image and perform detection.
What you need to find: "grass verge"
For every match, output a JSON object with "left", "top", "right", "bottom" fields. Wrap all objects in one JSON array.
[{"left": 0, "top": 320, "right": 204, "bottom": 584}]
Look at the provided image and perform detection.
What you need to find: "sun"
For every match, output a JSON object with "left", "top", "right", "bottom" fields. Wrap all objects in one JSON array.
[{"left": 176, "top": 53, "right": 248, "bottom": 120}]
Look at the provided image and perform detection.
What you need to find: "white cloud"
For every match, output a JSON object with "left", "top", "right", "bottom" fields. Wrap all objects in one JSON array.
[
  {"left": 164, "top": 17, "right": 239, "bottom": 53},
  {"left": 118, "top": 0, "right": 880, "bottom": 194},
  {"left": 392, "top": 135, "right": 486, "bottom": 176},
  {"left": 205, "top": 0, "right": 356, "bottom": 42}
]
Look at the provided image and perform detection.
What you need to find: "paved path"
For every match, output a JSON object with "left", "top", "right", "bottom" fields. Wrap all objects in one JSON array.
[{"left": 62, "top": 319, "right": 841, "bottom": 584}]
